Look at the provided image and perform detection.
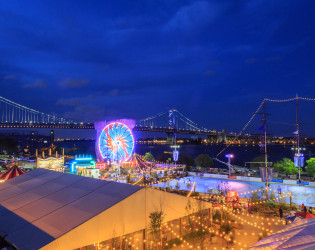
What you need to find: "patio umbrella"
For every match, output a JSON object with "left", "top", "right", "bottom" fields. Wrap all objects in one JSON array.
[
  {"left": 0, "top": 165, "right": 26, "bottom": 181},
  {"left": 248, "top": 218, "right": 315, "bottom": 249}
]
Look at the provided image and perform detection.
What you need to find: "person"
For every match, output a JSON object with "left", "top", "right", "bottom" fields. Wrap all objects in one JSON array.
[
  {"left": 304, "top": 206, "right": 307, "bottom": 213},
  {"left": 277, "top": 186, "right": 282, "bottom": 194},
  {"left": 248, "top": 199, "right": 252, "bottom": 214},
  {"left": 301, "top": 203, "right": 305, "bottom": 211},
  {"left": 279, "top": 207, "right": 283, "bottom": 219}
]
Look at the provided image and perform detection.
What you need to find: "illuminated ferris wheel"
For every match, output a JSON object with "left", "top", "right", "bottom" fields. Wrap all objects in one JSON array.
[{"left": 98, "top": 122, "right": 135, "bottom": 163}]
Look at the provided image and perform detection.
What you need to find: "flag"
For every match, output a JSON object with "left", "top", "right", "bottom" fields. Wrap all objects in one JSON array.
[{"left": 293, "top": 130, "right": 299, "bottom": 134}]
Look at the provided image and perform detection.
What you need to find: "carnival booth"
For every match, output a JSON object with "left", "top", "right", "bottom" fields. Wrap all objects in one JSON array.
[{"left": 0, "top": 165, "right": 26, "bottom": 181}]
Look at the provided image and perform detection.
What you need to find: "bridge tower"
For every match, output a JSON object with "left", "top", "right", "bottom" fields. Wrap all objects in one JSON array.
[
  {"left": 167, "top": 108, "right": 176, "bottom": 141},
  {"left": 168, "top": 108, "right": 176, "bottom": 129}
]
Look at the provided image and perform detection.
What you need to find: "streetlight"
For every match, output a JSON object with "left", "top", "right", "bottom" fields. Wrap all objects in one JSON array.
[{"left": 225, "top": 154, "right": 234, "bottom": 176}]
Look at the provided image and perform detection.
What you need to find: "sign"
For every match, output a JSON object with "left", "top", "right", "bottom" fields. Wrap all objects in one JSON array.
[
  {"left": 228, "top": 175, "right": 237, "bottom": 179},
  {"left": 96, "top": 163, "right": 107, "bottom": 169},
  {"left": 271, "top": 179, "right": 283, "bottom": 183},
  {"left": 237, "top": 176, "right": 251, "bottom": 181},
  {"left": 297, "top": 181, "right": 309, "bottom": 185}
]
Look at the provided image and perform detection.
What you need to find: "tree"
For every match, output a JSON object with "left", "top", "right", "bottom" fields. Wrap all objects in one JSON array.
[
  {"left": 194, "top": 154, "right": 213, "bottom": 169},
  {"left": 0, "top": 137, "right": 18, "bottom": 154},
  {"left": 305, "top": 158, "right": 315, "bottom": 177},
  {"left": 143, "top": 152, "right": 155, "bottom": 162},
  {"left": 178, "top": 152, "right": 194, "bottom": 166},
  {"left": 149, "top": 210, "right": 164, "bottom": 248},
  {"left": 126, "top": 174, "right": 132, "bottom": 184},
  {"left": 273, "top": 158, "right": 298, "bottom": 175},
  {"left": 156, "top": 152, "right": 169, "bottom": 163}
]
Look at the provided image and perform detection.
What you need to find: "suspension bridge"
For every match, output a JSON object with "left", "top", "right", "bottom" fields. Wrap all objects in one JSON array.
[
  {"left": 0, "top": 95, "right": 240, "bottom": 141},
  {"left": 1, "top": 95, "right": 315, "bottom": 142}
]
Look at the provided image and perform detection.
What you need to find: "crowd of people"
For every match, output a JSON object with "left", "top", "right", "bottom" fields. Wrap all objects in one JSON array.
[{"left": 301, "top": 203, "right": 315, "bottom": 214}]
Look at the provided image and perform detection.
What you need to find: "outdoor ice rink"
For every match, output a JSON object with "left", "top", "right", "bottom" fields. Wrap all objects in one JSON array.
[{"left": 153, "top": 176, "right": 315, "bottom": 207}]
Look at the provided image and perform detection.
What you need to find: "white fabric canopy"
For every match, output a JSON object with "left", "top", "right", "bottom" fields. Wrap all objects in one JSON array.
[
  {"left": 248, "top": 218, "right": 315, "bottom": 249},
  {"left": 0, "top": 169, "right": 211, "bottom": 250}
]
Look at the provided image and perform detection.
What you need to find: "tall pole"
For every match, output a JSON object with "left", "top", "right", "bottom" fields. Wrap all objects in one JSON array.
[
  {"left": 296, "top": 95, "right": 301, "bottom": 181},
  {"left": 174, "top": 132, "right": 177, "bottom": 169},
  {"left": 228, "top": 156, "right": 231, "bottom": 176},
  {"left": 263, "top": 100, "right": 268, "bottom": 200}
]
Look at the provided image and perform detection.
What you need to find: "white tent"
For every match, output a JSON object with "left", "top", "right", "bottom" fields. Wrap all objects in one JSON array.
[
  {"left": 0, "top": 169, "right": 211, "bottom": 250},
  {"left": 248, "top": 218, "right": 315, "bottom": 249}
]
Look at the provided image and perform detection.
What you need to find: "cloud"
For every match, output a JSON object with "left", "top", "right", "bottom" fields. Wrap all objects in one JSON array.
[
  {"left": 245, "top": 58, "right": 258, "bottom": 64},
  {"left": 204, "top": 70, "right": 216, "bottom": 76},
  {"left": 59, "top": 78, "right": 90, "bottom": 88},
  {"left": 107, "top": 89, "right": 120, "bottom": 97},
  {"left": 164, "top": 1, "right": 226, "bottom": 32},
  {"left": 3, "top": 75, "right": 17, "bottom": 80},
  {"left": 23, "top": 80, "right": 47, "bottom": 88},
  {"left": 98, "top": 64, "right": 109, "bottom": 71},
  {"left": 56, "top": 98, "right": 82, "bottom": 106},
  {"left": 266, "top": 56, "right": 281, "bottom": 61},
  {"left": 209, "top": 61, "right": 220, "bottom": 66}
]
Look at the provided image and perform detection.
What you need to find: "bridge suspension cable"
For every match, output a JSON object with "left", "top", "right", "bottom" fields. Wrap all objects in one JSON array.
[
  {"left": 174, "top": 109, "right": 210, "bottom": 131},
  {"left": 217, "top": 96, "right": 315, "bottom": 157},
  {"left": 0, "top": 95, "right": 74, "bottom": 124},
  {"left": 264, "top": 96, "right": 315, "bottom": 102},
  {"left": 216, "top": 100, "right": 265, "bottom": 157}
]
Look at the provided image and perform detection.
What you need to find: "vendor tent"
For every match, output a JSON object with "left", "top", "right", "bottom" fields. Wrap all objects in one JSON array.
[
  {"left": 0, "top": 165, "right": 26, "bottom": 180},
  {"left": 0, "top": 168, "right": 211, "bottom": 250},
  {"left": 295, "top": 212, "right": 315, "bottom": 219},
  {"left": 248, "top": 218, "right": 315, "bottom": 249}
]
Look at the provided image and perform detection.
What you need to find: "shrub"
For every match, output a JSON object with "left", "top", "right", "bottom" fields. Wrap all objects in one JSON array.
[
  {"left": 220, "top": 223, "right": 233, "bottom": 235},
  {"left": 165, "top": 238, "right": 182, "bottom": 249}
]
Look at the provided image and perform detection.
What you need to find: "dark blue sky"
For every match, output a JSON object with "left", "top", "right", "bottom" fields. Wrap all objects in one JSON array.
[{"left": 0, "top": 0, "right": 314, "bottom": 137}]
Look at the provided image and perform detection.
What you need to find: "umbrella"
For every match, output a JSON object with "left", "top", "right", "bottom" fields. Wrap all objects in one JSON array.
[
  {"left": 295, "top": 212, "right": 315, "bottom": 219},
  {"left": 0, "top": 165, "right": 26, "bottom": 181},
  {"left": 248, "top": 218, "right": 315, "bottom": 249}
]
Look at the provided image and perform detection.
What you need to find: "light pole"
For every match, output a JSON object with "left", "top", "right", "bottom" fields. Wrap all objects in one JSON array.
[{"left": 225, "top": 154, "right": 234, "bottom": 176}]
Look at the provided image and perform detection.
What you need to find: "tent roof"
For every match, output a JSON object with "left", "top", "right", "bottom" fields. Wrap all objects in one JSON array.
[
  {"left": 248, "top": 218, "right": 315, "bottom": 249},
  {"left": 0, "top": 169, "right": 143, "bottom": 250},
  {"left": 0, "top": 165, "right": 26, "bottom": 180}
]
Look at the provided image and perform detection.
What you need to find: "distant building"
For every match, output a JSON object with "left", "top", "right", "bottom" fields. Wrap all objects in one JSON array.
[{"left": 0, "top": 130, "right": 53, "bottom": 154}]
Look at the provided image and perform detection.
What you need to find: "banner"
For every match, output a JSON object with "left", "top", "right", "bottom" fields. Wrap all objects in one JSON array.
[
  {"left": 294, "top": 155, "right": 304, "bottom": 167},
  {"left": 271, "top": 179, "right": 283, "bottom": 183},
  {"left": 260, "top": 167, "right": 273, "bottom": 182},
  {"left": 173, "top": 150, "right": 179, "bottom": 162}
]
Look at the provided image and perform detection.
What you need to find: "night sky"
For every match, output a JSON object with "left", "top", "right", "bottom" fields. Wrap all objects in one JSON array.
[{"left": 0, "top": 1, "right": 314, "bottom": 137}]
